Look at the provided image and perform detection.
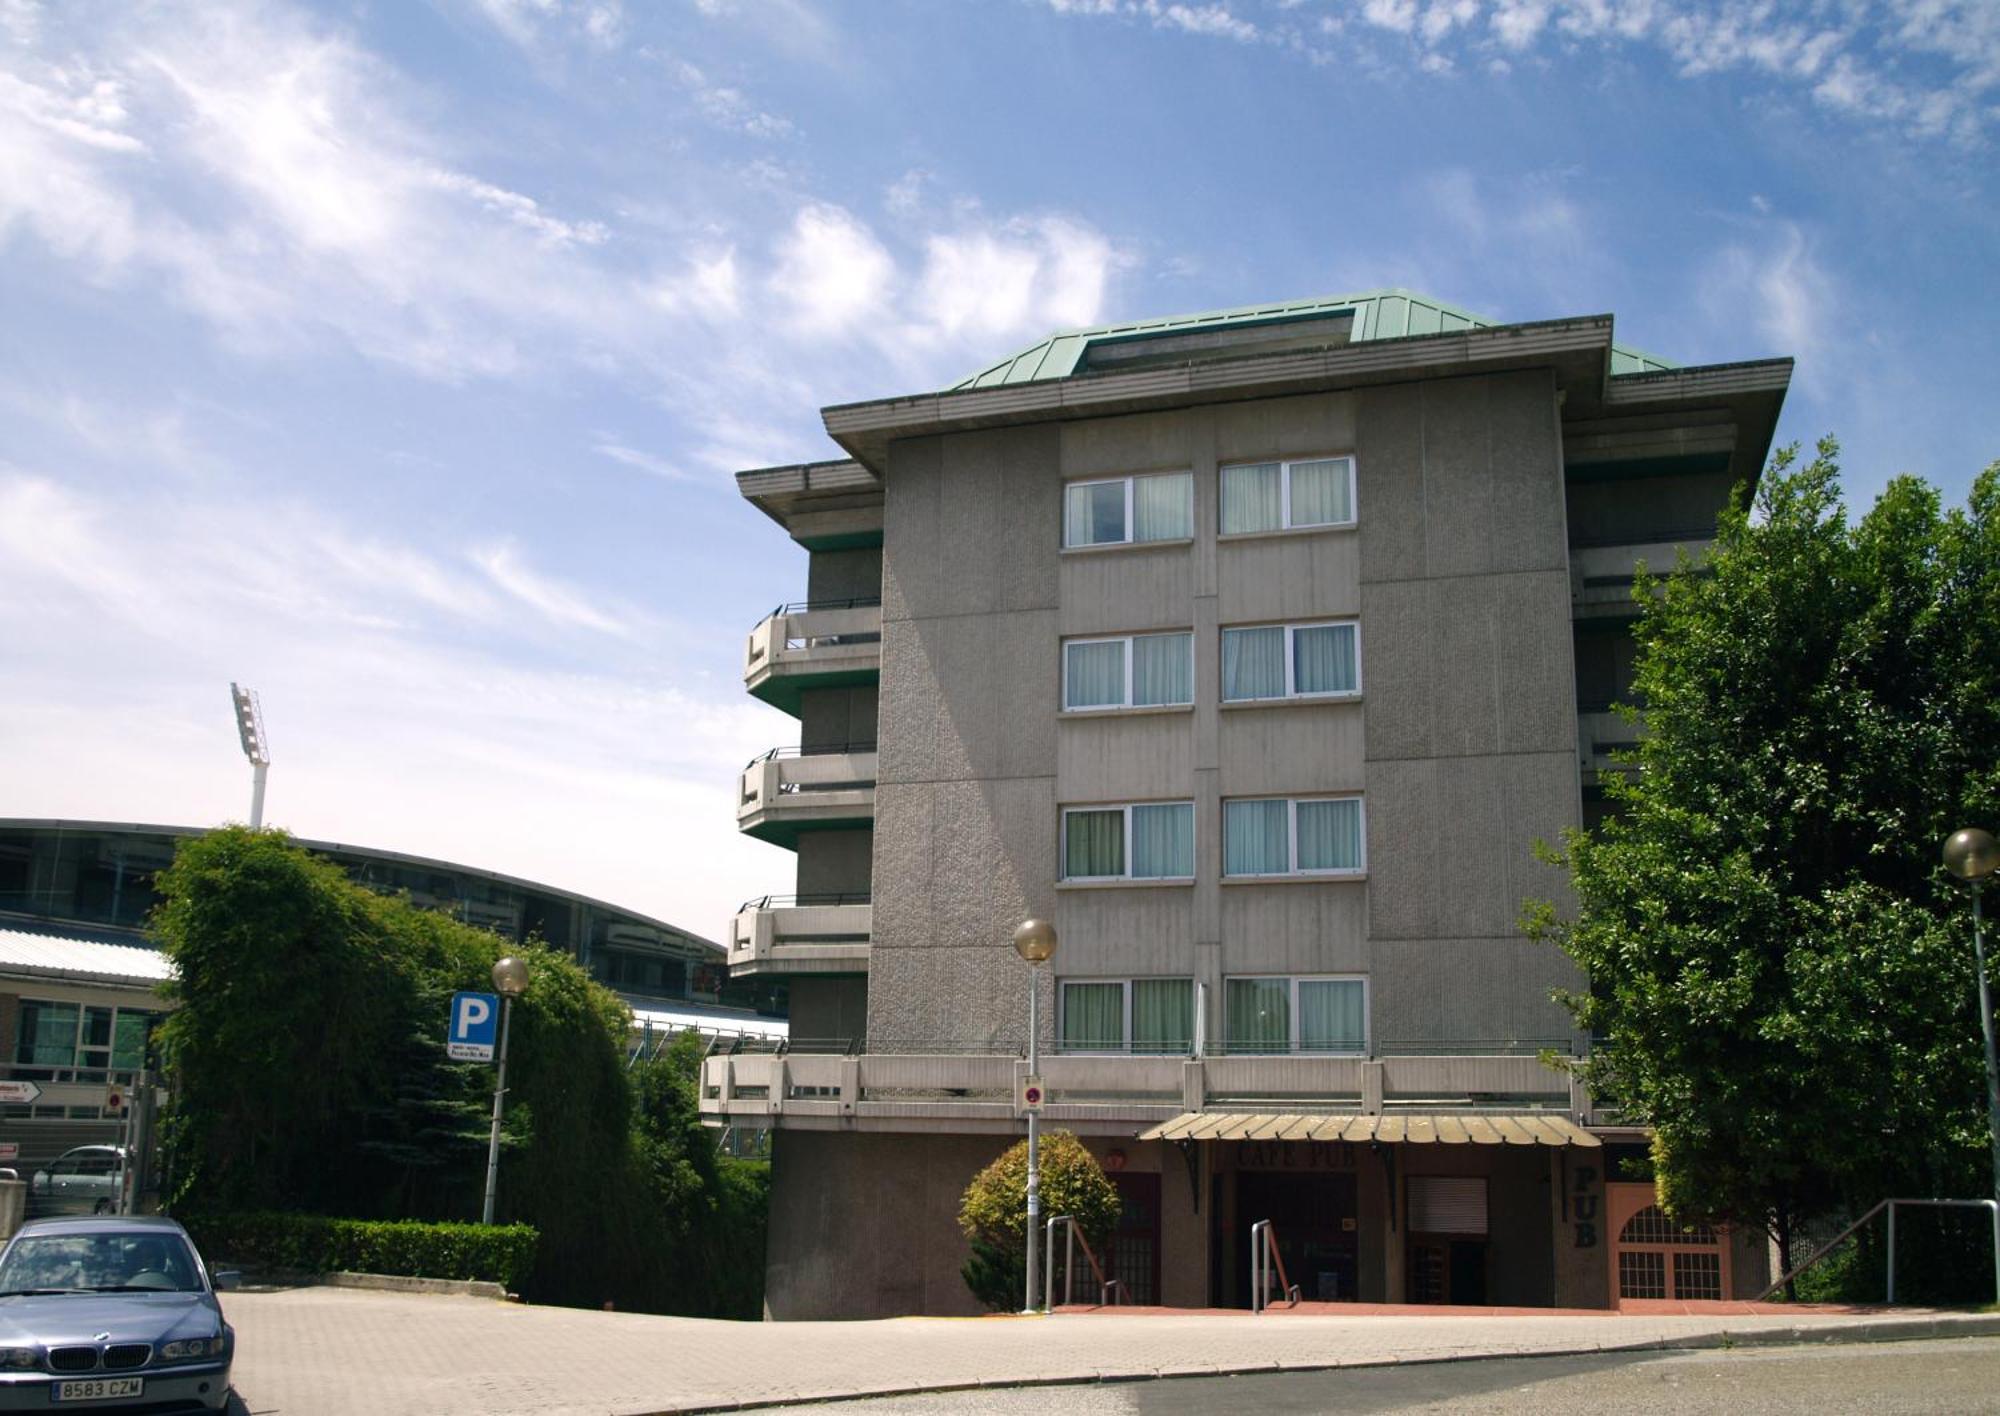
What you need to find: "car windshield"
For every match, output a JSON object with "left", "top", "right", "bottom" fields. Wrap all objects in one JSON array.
[{"left": 0, "top": 1233, "right": 204, "bottom": 1295}]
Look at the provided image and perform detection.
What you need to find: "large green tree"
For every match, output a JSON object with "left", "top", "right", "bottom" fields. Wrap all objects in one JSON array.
[
  {"left": 152, "top": 826, "right": 767, "bottom": 1315},
  {"left": 1527, "top": 442, "right": 2000, "bottom": 1278}
]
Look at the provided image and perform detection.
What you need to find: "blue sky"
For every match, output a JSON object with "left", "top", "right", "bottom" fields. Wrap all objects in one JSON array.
[{"left": 2, "top": 0, "right": 1994, "bottom": 939}]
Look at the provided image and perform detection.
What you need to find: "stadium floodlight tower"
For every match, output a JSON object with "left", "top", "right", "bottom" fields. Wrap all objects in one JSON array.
[{"left": 229, "top": 683, "right": 271, "bottom": 829}]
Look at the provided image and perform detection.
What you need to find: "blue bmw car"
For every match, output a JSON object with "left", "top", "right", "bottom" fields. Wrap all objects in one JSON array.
[{"left": 0, "top": 1215, "right": 235, "bottom": 1411}]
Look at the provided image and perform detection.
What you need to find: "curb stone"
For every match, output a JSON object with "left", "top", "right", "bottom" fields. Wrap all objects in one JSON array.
[{"left": 638, "top": 1312, "right": 2000, "bottom": 1416}]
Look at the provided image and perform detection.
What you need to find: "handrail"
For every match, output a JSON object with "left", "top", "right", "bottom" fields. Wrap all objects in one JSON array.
[
  {"left": 1250, "top": 1219, "right": 1301, "bottom": 1312},
  {"left": 745, "top": 742, "right": 879, "bottom": 767},
  {"left": 735, "top": 892, "right": 873, "bottom": 912},
  {"left": 1042, "top": 1215, "right": 1125, "bottom": 1311},
  {"left": 768, "top": 596, "right": 882, "bottom": 617},
  {"left": 1757, "top": 1197, "right": 2000, "bottom": 1305}
]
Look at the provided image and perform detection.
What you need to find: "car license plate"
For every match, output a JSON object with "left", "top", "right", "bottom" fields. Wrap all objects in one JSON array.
[{"left": 53, "top": 1378, "right": 143, "bottom": 1402}]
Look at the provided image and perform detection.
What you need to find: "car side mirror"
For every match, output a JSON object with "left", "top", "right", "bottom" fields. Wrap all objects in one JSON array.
[{"left": 212, "top": 1270, "right": 241, "bottom": 1291}]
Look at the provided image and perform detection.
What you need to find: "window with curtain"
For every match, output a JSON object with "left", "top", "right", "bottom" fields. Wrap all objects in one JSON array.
[
  {"left": 1223, "top": 621, "right": 1360, "bottom": 701},
  {"left": 1225, "top": 976, "right": 1368, "bottom": 1053},
  {"left": 1064, "top": 480, "right": 1127, "bottom": 547},
  {"left": 1224, "top": 797, "right": 1365, "bottom": 876},
  {"left": 1063, "top": 809, "right": 1124, "bottom": 879},
  {"left": 1063, "top": 473, "right": 1193, "bottom": 548},
  {"left": 1224, "top": 978, "right": 1290, "bottom": 1053},
  {"left": 1219, "top": 455, "right": 1357, "bottom": 534},
  {"left": 1131, "top": 633, "right": 1193, "bottom": 707},
  {"left": 1296, "top": 798, "right": 1364, "bottom": 871},
  {"left": 1060, "top": 979, "right": 1196, "bottom": 1054},
  {"left": 1061, "top": 981, "right": 1125, "bottom": 1051},
  {"left": 1298, "top": 978, "right": 1366, "bottom": 1052},
  {"left": 1132, "top": 979, "right": 1194, "bottom": 1054},
  {"left": 1223, "top": 799, "right": 1289, "bottom": 875},
  {"left": 1064, "top": 633, "right": 1193, "bottom": 711},
  {"left": 1220, "top": 462, "right": 1283, "bottom": 534},
  {"left": 1131, "top": 803, "right": 1194, "bottom": 878},
  {"left": 1064, "top": 639, "right": 1126, "bottom": 709},
  {"left": 1132, "top": 472, "right": 1193, "bottom": 541},
  {"left": 1221, "top": 626, "right": 1285, "bottom": 700},
  {"left": 1062, "top": 803, "right": 1194, "bottom": 881}
]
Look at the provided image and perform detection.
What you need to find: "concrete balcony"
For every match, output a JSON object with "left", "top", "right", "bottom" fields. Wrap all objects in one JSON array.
[
  {"left": 1571, "top": 534, "right": 1713, "bottom": 621},
  {"left": 727, "top": 894, "right": 871, "bottom": 977},
  {"left": 737, "top": 746, "right": 877, "bottom": 848},
  {"left": 1578, "top": 708, "right": 1642, "bottom": 785},
  {"left": 699, "top": 1049, "right": 1587, "bottom": 1134},
  {"left": 743, "top": 598, "right": 882, "bottom": 715}
]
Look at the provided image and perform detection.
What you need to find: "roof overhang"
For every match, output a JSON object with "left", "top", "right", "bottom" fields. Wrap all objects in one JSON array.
[
  {"left": 1138, "top": 1110, "right": 1601, "bottom": 1147},
  {"left": 822, "top": 316, "right": 1624, "bottom": 474},
  {"left": 734, "top": 459, "right": 884, "bottom": 548}
]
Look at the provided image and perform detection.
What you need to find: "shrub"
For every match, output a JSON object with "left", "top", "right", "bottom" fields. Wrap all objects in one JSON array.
[
  {"left": 182, "top": 1212, "right": 538, "bottom": 1291},
  {"left": 957, "top": 1131, "right": 1119, "bottom": 1311}
]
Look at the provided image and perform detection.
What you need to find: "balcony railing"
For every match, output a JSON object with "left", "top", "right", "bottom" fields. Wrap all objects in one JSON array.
[
  {"left": 727, "top": 894, "right": 871, "bottom": 976},
  {"left": 1571, "top": 535, "right": 1714, "bottom": 618},
  {"left": 742, "top": 597, "right": 882, "bottom": 714},
  {"left": 737, "top": 745, "right": 878, "bottom": 847},
  {"left": 699, "top": 1049, "right": 1588, "bottom": 1126}
]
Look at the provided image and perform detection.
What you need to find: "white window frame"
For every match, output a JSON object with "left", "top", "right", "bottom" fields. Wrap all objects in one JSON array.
[
  {"left": 1056, "top": 977, "right": 1198, "bottom": 1055},
  {"left": 1221, "top": 619, "right": 1363, "bottom": 702},
  {"left": 1221, "top": 794, "right": 1367, "bottom": 878},
  {"left": 1063, "top": 631, "right": 1195, "bottom": 711},
  {"left": 1060, "top": 801, "right": 1196, "bottom": 882},
  {"left": 1062, "top": 471, "right": 1195, "bottom": 549},
  {"left": 1222, "top": 973, "right": 1370, "bottom": 1055},
  {"left": 1219, "top": 454, "right": 1358, "bottom": 534}
]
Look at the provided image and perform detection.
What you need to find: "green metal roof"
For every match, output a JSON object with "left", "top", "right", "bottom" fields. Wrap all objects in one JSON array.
[{"left": 950, "top": 288, "right": 1676, "bottom": 391}]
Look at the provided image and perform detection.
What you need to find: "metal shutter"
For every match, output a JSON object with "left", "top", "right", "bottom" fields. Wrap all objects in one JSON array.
[{"left": 1408, "top": 1176, "right": 1488, "bottom": 1234}]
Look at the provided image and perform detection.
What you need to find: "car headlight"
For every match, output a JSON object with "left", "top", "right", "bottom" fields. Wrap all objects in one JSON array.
[
  {"left": 158, "top": 1336, "right": 227, "bottom": 1360},
  {"left": 0, "top": 1348, "right": 38, "bottom": 1369}
]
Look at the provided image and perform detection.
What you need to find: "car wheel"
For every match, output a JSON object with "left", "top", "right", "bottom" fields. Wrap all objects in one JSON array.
[{"left": 91, "top": 1199, "right": 111, "bottom": 1215}]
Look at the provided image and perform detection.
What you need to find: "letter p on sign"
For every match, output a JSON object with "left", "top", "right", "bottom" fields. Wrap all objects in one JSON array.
[{"left": 448, "top": 990, "right": 500, "bottom": 1061}]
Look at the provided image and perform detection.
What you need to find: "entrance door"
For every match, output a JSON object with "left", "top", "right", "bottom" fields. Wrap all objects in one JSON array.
[
  {"left": 1108, "top": 1173, "right": 1160, "bottom": 1305},
  {"left": 1406, "top": 1175, "right": 1490, "bottom": 1305},
  {"left": 1237, "top": 1171, "right": 1358, "bottom": 1304}
]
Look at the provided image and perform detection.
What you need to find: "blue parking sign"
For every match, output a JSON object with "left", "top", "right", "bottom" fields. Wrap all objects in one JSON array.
[{"left": 448, "top": 991, "right": 500, "bottom": 1061}]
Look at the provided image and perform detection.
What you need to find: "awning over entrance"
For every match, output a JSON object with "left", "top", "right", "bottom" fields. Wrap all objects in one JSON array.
[{"left": 1137, "top": 1112, "right": 1601, "bottom": 1147}]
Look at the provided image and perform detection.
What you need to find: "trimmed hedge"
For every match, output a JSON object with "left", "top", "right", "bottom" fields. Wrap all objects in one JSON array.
[{"left": 182, "top": 1212, "right": 538, "bottom": 1291}]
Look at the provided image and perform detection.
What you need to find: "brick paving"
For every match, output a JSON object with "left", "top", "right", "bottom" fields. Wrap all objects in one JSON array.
[{"left": 223, "top": 1286, "right": 2000, "bottom": 1416}]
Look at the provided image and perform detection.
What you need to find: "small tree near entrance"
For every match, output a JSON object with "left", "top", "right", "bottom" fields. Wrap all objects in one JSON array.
[{"left": 958, "top": 1131, "right": 1120, "bottom": 1310}]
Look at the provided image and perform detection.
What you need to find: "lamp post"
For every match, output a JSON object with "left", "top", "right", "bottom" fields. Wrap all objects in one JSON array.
[
  {"left": 1945, "top": 828, "right": 2000, "bottom": 1205},
  {"left": 482, "top": 955, "right": 530, "bottom": 1225},
  {"left": 1013, "top": 918, "right": 1058, "bottom": 1315}
]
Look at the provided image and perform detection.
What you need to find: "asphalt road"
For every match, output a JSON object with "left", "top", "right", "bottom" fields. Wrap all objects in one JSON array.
[{"left": 785, "top": 1336, "right": 2000, "bottom": 1415}]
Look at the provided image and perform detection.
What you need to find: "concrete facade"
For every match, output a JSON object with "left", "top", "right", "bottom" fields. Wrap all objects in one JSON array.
[{"left": 715, "top": 294, "right": 1791, "bottom": 1321}]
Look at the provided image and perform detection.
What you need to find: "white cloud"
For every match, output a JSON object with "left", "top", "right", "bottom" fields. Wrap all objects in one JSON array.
[
  {"left": 469, "top": 0, "right": 624, "bottom": 52},
  {"left": 666, "top": 57, "right": 796, "bottom": 138},
  {"left": 593, "top": 438, "right": 691, "bottom": 482},
  {"left": 1041, "top": 0, "right": 1999, "bottom": 144},
  {"left": 0, "top": 4, "right": 630, "bottom": 378},
  {"left": 767, "top": 202, "right": 897, "bottom": 339},
  {"left": 1700, "top": 221, "right": 1836, "bottom": 392},
  {"left": 469, "top": 540, "right": 634, "bottom": 637}
]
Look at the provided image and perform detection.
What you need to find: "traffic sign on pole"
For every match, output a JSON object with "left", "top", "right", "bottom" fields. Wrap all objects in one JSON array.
[
  {"left": 0, "top": 1080, "right": 42, "bottom": 1105},
  {"left": 448, "top": 992, "right": 500, "bottom": 1061},
  {"left": 1017, "top": 1075, "right": 1045, "bottom": 1113}
]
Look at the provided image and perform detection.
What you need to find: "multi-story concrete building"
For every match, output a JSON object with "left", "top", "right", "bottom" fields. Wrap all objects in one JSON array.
[{"left": 707, "top": 291, "right": 1791, "bottom": 1318}]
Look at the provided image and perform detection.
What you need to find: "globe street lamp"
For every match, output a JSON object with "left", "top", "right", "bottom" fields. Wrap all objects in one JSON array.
[
  {"left": 482, "top": 956, "right": 531, "bottom": 1225},
  {"left": 1013, "top": 918, "right": 1057, "bottom": 1315},
  {"left": 1945, "top": 828, "right": 2000, "bottom": 1204}
]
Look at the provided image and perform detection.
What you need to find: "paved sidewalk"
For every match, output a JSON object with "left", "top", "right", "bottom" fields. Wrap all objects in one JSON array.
[{"left": 224, "top": 1287, "right": 2000, "bottom": 1416}]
